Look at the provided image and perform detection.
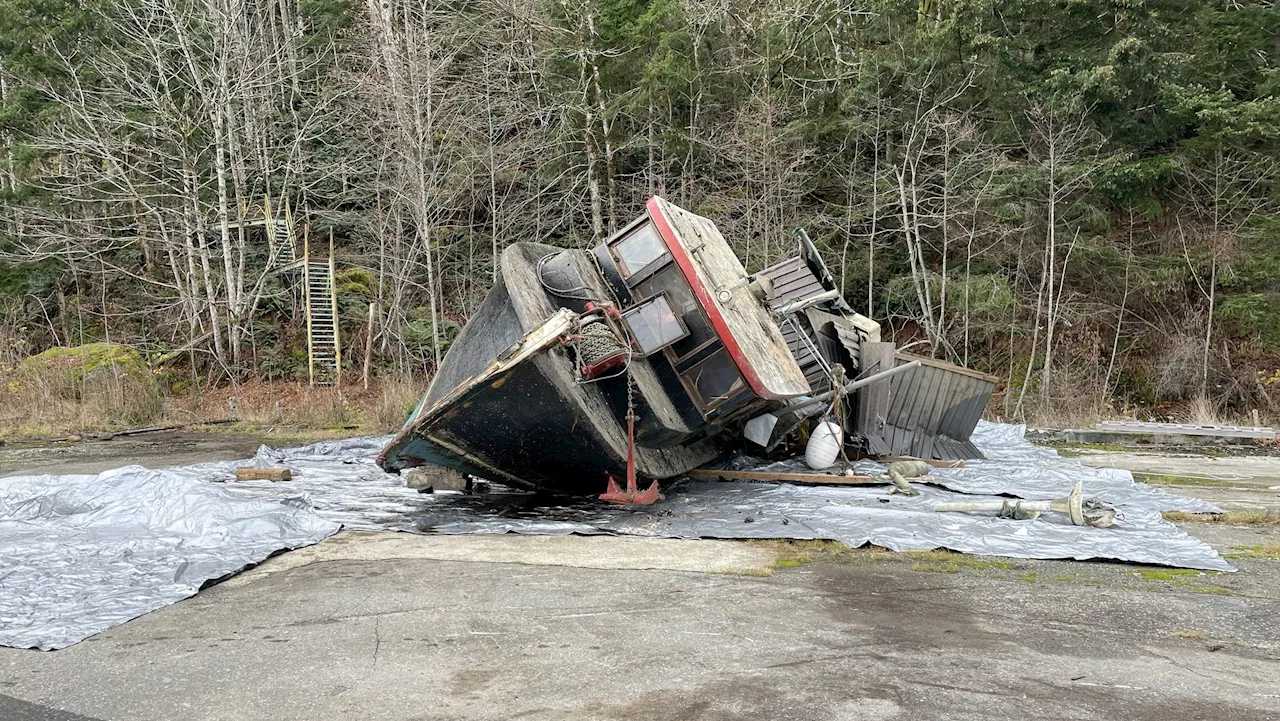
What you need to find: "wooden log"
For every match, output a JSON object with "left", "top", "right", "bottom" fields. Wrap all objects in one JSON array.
[
  {"left": 106, "top": 424, "right": 183, "bottom": 438},
  {"left": 863, "top": 456, "right": 965, "bottom": 469},
  {"left": 234, "top": 467, "right": 293, "bottom": 482},
  {"left": 687, "top": 468, "right": 882, "bottom": 485}
]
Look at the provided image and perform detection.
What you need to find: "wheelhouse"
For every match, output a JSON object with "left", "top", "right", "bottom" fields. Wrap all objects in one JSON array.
[{"left": 594, "top": 197, "right": 810, "bottom": 431}]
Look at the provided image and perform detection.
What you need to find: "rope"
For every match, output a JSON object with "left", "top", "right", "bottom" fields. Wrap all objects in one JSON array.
[
  {"left": 531, "top": 248, "right": 637, "bottom": 385},
  {"left": 537, "top": 253, "right": 596, "bottom": 300}
]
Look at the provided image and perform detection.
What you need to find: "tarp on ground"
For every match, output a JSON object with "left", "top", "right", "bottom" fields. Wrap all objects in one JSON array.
[
  {"left": 157, "top": 421, "right": 1232, "bottom": 573},
  {"left": 0, "top": 467, "right": 339, "bottom": 650},
  {"left": 0, "top": 421, "right": 1232, "bottom": 651}
]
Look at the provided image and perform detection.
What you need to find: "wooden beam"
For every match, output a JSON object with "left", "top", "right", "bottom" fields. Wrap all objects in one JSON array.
[
  {"left": 235, "top": 467, "right": 293, "bottom": 482},
  {"left": 863, "top": 456, "right": 964, "bottom": 469},
  {"left": 687, "top": 468, "right": 882, "bottom": 485}
]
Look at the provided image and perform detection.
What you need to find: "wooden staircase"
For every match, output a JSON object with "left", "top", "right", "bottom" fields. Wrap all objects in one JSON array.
[
  {"left": 273, "top": 219, "right": 296, "bottom": 266},
  {"left": 265, "top": 196, "right": 297, "bottom": 267},
  {"left": 304, "top": 228, "right": 341, "bottom": 386}
]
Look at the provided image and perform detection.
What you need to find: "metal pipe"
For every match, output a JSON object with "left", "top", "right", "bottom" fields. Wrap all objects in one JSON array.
[
  {"left": 933, "top": 482, "right": 1117, "bottom": 528},
  {"left": 842, "top": 359, "right": 921, "bottom": 392},
  {"left": 781, "top": 360, "right": 922, "bottom": 416},
  {"left": 772, "top": 289, "right": 842, "bottom": 316}
]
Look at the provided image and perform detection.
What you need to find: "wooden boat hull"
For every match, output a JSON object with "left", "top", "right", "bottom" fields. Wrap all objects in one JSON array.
[{"left": 378, "top": 243, "right": 718, "bottom": 493}]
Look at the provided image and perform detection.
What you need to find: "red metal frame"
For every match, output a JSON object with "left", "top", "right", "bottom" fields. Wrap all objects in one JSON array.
[{"left": 645, "top": 196, "right": 785, "bottom": 400}]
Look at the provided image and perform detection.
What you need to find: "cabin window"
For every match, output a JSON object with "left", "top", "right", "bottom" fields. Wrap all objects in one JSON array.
[
  {"left": 683, "top": 348, "right": 745, "bottom": 410},
  {"left": 622, "top": 295, "right": 688, "bottom": 356},
  {"left": 633, "top": 266, "right": 717, "bottom": 358},
  {"left": 611, "top": 222, "right": 667, "bottom": 276}
]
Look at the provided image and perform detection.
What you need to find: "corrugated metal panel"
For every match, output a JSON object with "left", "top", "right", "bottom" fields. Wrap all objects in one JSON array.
[
  {"left": 867, "top": 354, "right": 996, "bottom": 461},
  {"left": 832, "top": 321, "right": 867, "bottom": 369}
]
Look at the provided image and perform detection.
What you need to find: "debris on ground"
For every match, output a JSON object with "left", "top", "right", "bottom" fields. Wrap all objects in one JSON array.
[
  {"left": 933, "top": 480, "right": 1119, "bottom": 527},
  {"left": 234, "top": 467, "right": 293, "bottom": 481},
  {"left": 885, "top": 460, "right": 930, "bottom": 496}
]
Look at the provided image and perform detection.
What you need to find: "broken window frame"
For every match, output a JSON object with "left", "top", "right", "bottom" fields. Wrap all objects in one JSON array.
[{"left": 677, "top": 347, "right": 747, "bottom": 413}]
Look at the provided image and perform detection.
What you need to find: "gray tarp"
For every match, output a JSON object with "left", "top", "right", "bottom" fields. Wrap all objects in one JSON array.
[
  {"left": 0, "top": 467, "right": 339, "bottom": 650},
  {"left": 421, "top": 423, "right": 1233, "bottom": 572},
  {"left": 0, "top": 421, "right": 1232, "bottom": 651}
]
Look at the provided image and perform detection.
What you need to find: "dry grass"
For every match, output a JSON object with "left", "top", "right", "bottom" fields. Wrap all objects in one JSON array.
[
  {"left": 174, "top": 376, "right": 423, "bottom": 433},
  {"left": 1162, "top": 509, "right": 1280, "bottom": 526},
  {"left": 0, "top": 346, "right": 164, "bottom": 435},
  {"left": 0, "top": 368, "right": 426, "bottom": 439},
  {"left": 1183, "top": 393, "right": 1222, "bottom": 426}
]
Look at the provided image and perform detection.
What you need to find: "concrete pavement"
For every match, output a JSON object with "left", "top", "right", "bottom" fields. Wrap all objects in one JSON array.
[{"left": 2, "top": 531, "right": 1277, "bottom": 721}]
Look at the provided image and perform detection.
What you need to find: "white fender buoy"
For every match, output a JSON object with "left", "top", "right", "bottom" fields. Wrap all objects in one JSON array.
[{"left": 805, "top": 420, "right": 843, "bottom": 470}]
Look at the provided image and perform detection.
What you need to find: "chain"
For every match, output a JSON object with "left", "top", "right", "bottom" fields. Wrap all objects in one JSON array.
[
  {"left": 626, "top": 361, "right": 636, "bottom": 421},
  {"left": 572, "top": 317, "right": 632, "bottom": 384}
]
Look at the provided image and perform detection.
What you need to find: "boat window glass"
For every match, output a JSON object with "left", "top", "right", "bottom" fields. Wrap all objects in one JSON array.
[
  {"left": 622, "top": 295, "right": 688, "bottom": 356},
  {"left": 684, "top": 348, "right": 744, "bottom": 410},
  {"left": 632, "top": 266, "right": 716, "bottom": 358},
  {"left": 612, "top": 222, "right": 668, "bottom": 276}
]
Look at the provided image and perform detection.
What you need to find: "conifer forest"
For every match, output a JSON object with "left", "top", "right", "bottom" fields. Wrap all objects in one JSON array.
[{"left": 1, "top": 0, "right": 1277, "bottom": 425}]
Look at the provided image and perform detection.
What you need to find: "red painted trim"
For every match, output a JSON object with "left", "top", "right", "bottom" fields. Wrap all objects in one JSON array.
[{"left": 645, "top": 196, "right": 786, "bottom": 401}]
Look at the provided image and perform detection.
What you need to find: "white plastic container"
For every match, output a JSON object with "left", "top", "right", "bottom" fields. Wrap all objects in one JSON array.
[{"left": 804, "top": 419, "right": 843, "bottom": 470}]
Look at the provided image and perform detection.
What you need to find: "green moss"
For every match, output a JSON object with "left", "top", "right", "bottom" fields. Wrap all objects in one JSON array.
[
  {"left": 1163, "top": 509, "right": 1280, "bottom": 525},
  {"left": 20, "top": 342, "right": 148, "bottom": 380},
  {"left": 898, "top": 550, "right": 1013, "bottom": 574},
  {"left": 1133, "top": 472, "right": 1234, "bottom": 487},
  {"left": 1224, "top": 544, "right": 1280, "bottom": 560},
  {"left": 1136, "top": 568, "right": 1205, "bottom": 581},
  {"left": 1134, "top": 568, "right": 1236, "bottom": 595},
  {"left": 774, "top": 558, "right": 810, "bottom": 569},
  {"left": 1016, "top": 571, "right": 1039, "bottom": 583},
  {"left": 745, "top": 539, "right": 854, "bottom": 571},
  {"left": 1174, "top": 582, "right": 1234, "bottom": 595},
  {"left": 719, "top": 567, "right": 772, "bottom": 577}
]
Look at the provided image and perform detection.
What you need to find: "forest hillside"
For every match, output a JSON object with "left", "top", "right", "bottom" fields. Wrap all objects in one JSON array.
[{"left": 1, "top": 0, "right": 1277, "bottom": 431}]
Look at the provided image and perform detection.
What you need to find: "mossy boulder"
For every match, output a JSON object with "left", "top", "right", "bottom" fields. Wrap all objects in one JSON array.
[
  {"left": 12, "top": 343, "right": 162, "bottom": 427},
  {"left": 20, "top": 342, "right": 150, "bottom": 384},
  {"left": 19, "top": 342, "right": 156, "bottom": 400}
]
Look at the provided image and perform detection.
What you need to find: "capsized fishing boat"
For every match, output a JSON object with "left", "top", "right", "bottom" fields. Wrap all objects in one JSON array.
[{"left": 377, "top": 197, "right": 997, "bottom": 497}]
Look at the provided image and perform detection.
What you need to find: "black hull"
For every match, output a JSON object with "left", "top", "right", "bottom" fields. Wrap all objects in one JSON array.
[{"left": 378, "top": 243, "right": 718, "bottom": 493}]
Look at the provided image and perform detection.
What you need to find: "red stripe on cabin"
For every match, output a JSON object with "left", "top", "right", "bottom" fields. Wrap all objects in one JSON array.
[{"left": 645, "top": 196, "right": 784, "bottom": 400}]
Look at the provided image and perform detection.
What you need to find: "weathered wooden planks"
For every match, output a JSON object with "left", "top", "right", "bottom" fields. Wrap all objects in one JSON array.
[{"left": 687, "top": 468, "right": 881, "bottom": 485}]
